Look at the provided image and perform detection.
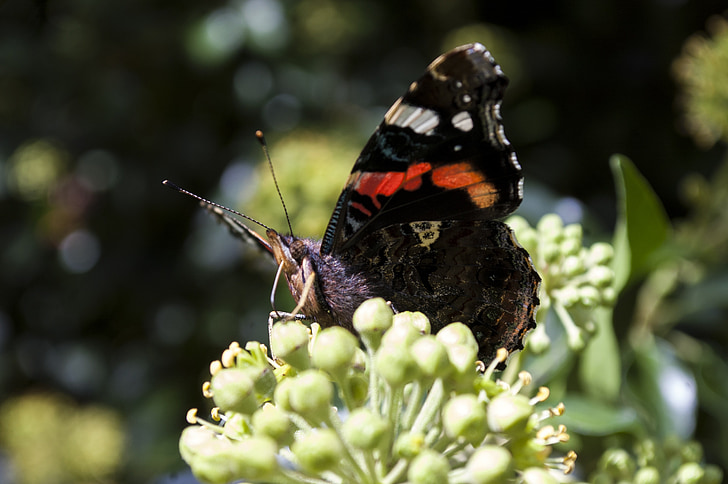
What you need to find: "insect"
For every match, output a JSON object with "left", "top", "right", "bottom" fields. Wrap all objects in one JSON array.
[{"left": 167, "top": 43, "right": 540, "bottom": 364}]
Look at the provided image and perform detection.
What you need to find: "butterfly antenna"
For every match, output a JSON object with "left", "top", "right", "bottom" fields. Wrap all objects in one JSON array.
[
  {"left": 256, "top": 130, "right": 294, "bottom": 236},
  {"left": 162, "top": 179, "right": 274, "bottom": 232}
]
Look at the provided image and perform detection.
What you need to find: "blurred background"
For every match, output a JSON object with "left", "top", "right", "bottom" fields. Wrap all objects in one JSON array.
[{"left": 1, "top": 0, "right": 727, "bottom": 482}]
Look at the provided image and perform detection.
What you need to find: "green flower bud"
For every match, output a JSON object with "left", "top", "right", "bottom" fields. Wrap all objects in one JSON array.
[
  {"left": 601, "top": 286, "right": 617, "bottom": 306},
  {"left": 311, "top": 326, "right": 358, "bottom": 378},
  {"left": 410, "top": 335, "right": 451, "bottom": 378},
  {"left": 287, "top": 370, "right": 333, "bottom": 423},
  {"left": 436, "top": 322, "right": 478, "bottom": 371},
  {"left": 588, "top": 242, "right": 614, "bottom": 266},
  {"left": 587, "top": 266, "right": 614, "bottom": 288},
  {"left": 578, "top": 285, "right": 601, "bottom": 307},
  {"left": 634, "top": 466, "right": 660, "bottom": 484},
  {"left": 541, "top": 241, "right": 561, "bottom": 264},
  {"left": 352, "top": 297, "right": 393, "bottom": 350},
  {"left": 179, "top": 427, "right": 239, "bottom": 484},
  {"left": 442, "top": 394, "right": 487, "bottom": 445},
  {"left": 252, "top": 404, "right": 293, "bottom": 446},
  {"left": 229, "top": 436, "right": 279, "bottom": 481},
  {"left": 537, "top": 214, "right": 564, "bottom": 242},
  {"left": 520, "top": 467, "right": 559, "bottom": 484},
  {"left": 487, "top": 393, "right": 533, "bottom": 435},
  {"left": 374, "top": 344, "right": 418, "bottom": 387},
  {"left": 272, "top": 375, "right": 294, "bottom": 411},
  {"left": 210, "top": 368, "right": 258, "bottom": 415},
  {"left": 393, "top": 311, "right": 431, "bottom": 334},
  {"left": 680, "top": 440, "right": 704, "bottom": 463},
  {"left": 291, "top": 428, "right": 343, "bottom": 474},
  {"left": 563, "top": 223, "right": 583, "bottom": 245},
  {"left": 346, "top": 373, "right": 369, "bottom": 408},
  {"left": 634, "top": 439, "right": 657, "bottom": 467},
  {"left": 270, "top": 321, "right": 310, "bottom": 370},
  {"left": 509, "top": 437, "right": 548, "bottom": 470},
  {"left": 394, "top": 431, "right": 425, "bottom": 459},
  {"left": 180, "top": 427, "right": 278, "bottom": 484},
  {"left": 556, "top": 286, "right": 580, "bottom": 307},
  {"left": 561, "top": 255, "right": 584, "bottom": 277},
  {"left": 598, "top": 448, "right": 635, "bottom": 479},
  {"left": 704, "top": 465, "right": 724, "bottom": 484},
  {"left": 466, "top": 446, "right": 514, "bottom": 484},
  {"left": 179, "top": 425, "right": 215, "bottom": 466},
  {"left": 407, "top": 449, "right": 449, "bottom": 484},
  {"left": 245, "top": 365, "right": 278, "bottom": 402},
  {"left": 674, "top": 462, "right": 705, "bottom": 484},
  {"left": 560, "top": 238, "right": 582, "bottom": 258},
  {"left": 342, "top": 408, "right": 389, "bottom": 450},
  {"left": 222, "top": 413, "right": 247, "bottom": 440},
  {"left": 381, "top": 318, "right": 422, "bottom": 348}
]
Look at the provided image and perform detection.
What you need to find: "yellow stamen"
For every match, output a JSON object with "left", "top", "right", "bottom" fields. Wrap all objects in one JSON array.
[
  {"left": 186, "top": 408, "right": 198, "bottom": 424},
  {"left": 221, "top": 348, "right": 236, "bottom": 367}
]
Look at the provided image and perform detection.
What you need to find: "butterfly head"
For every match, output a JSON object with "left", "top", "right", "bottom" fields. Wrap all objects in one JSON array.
[{"left": 266, "top": 230, "right": 321, "bottom": 314}]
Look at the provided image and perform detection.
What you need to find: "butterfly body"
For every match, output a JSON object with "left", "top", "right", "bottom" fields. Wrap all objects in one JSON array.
[
  {"left": 266, "top": 230, "right": 375, "bottom": 331},
  {"left": 202, "top": 43, "right": 540, "bottom": 364}
]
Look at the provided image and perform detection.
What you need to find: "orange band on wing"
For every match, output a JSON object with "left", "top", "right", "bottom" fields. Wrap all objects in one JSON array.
[
  {"left": 431, "top": 162, "right": 485, "bottom": 188},
  {"left": 354, "top": 171, "right": 405, "bottom": 209},
  {"left": 432, "top": 162, "right": 498, "bottom": 208}
]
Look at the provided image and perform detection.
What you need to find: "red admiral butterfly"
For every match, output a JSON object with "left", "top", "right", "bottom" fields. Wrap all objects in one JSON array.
[{"left": 171, "top": 43, "right": 540, "bottom": 364}]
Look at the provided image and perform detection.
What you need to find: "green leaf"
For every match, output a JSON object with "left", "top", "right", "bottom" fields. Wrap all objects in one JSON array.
[
  {"left": 626, "top": 338, "right": 697, "bottom": 439},
  {"left": 553, "top": 394, "right": 641, "bottom": 436},
  {"left": 578, "top": 307, "right": 621, "bottom": 402},
  {"left": 610, "top": 154, "right": 671, "bottom": 291}
]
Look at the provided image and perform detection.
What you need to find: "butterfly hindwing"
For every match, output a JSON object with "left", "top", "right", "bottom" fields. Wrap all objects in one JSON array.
[{"left": 339, "top": 219, "right": 538, "bottom": 362}]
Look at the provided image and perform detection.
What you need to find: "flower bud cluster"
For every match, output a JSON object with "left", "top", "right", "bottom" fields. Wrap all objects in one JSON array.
[
  {"left": 589, "top": 438, "right": 723, "bottom": 484},
  {"left": 507, "top": 214, "right": 616, "bottom": 352},
  {"left": 180, "top": 298, "right": 577, "bottom": 484}
]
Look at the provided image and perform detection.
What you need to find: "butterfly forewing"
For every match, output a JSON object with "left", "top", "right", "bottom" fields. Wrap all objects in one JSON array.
[{"left": 321, "top": 43, "right": 523, "bottom": 256}]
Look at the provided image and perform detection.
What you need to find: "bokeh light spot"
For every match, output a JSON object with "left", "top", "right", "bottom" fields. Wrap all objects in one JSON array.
[
  {"left": 76, "top": 150, "right": 119, "bottom": 192},
  {"left": 241, "top": 0, "right": 288, "bottom": 50},
  {"left": 59, "top": 230, "right": 101, "bottom": 274},
  {"left": 262, "top": 93, "right": 301, "bottom": 131},
  {"left": 234, "top": 61, "right": 274, "bottom": 106},
  {"left": 7, "top": 139, "right": 68, "bottom": 201},
  {"left": 205, "top": 7, "right": 246, "bottom": 54}
]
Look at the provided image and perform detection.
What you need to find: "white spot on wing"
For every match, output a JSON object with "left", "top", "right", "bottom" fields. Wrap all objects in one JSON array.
[
  {"left": 451, "top": 111, "right": 473, "bottom": 132},
  {"left": 384, "top": 100, "right": 439, "bottom": 135}
]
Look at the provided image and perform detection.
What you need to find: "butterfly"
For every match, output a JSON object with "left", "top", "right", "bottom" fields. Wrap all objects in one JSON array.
[{"left": 170, "top": 43, "right": 540, "bottom": 365}]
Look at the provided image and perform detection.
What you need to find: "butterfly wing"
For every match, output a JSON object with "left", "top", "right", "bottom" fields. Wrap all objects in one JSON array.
[
  {"left": 321, "top": 43, "right": 523, "bottom": 255},
  {"left": 339, "top": 219, "right": 539, "bottom": 363}
]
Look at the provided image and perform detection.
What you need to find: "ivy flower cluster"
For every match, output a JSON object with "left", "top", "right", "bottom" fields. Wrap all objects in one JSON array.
[
  {"left": 589, "top": 438, "right": 723, "bottom": 484},
  {"left": 180, "top": 298, "right": 576, "bottom": 484},
  {"left": 507, "top": 214, "right": 616, "bottom": 353}
]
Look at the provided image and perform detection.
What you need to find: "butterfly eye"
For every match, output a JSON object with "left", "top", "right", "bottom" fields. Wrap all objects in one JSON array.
[{"left": 289, "top": 239, "right": 308, "bottom": 263}]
